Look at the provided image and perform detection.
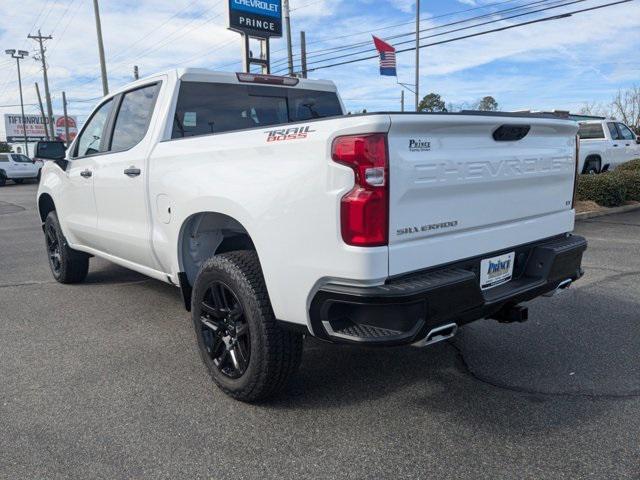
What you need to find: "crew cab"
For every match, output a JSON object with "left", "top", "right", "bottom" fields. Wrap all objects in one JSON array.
[
  {"left": 0, "top": 153, "right": 41, "bottom": 185},
  {"left": 578, "top": 119, "right": 640, "bottom": 173},
  {"left": 36, "top": 69, "right": 587, "bottom": 402}
]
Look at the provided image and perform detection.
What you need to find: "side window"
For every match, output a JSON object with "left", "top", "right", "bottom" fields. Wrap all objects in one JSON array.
[
  {"left": 617, "top": 123, "right": 635, "bottom": 140},
  {"left": 110, "top": 83, "right": 160, "bottom": 152},
  {"left": 607, "top": 122, "right": 621, "bottom": 140},
  {"left": 578, "top": 123, "right": 605, "bottom": 139},
  {"left": 75, "top": 98, "right": 114, "bottom": 158}
]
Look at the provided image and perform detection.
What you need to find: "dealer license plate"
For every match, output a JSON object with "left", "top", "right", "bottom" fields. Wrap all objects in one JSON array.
[{"left": 480, "top": 252, "right": 515, "bottom": 290}]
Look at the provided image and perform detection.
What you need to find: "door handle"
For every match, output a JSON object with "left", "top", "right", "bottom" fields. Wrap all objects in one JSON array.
[
  {"left": 80, "top": 169, "right": 92, "bottom": 178},
  {"left": 613, "top": 144, "right": 619, "bottom": 147},
  {"left": 124, "top": 167, "right": 141, "bottom": 177}
]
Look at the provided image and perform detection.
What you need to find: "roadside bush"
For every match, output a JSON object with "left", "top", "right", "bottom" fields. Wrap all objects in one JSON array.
[
  {"left": 576, "top": 172, "right": 627, "bottom": 207},
  {"left": 615, "top": 170, "right": 640, "bottom": 201},
  {"left": 617, "top": 158, "right": 640, "bottom": 172}
]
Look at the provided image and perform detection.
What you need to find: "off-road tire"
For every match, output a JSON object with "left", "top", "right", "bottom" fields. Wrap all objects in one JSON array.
[
  {"left": 583, "top": 157, "right": 601, "bottom": 175},
  {"left": 192, "top": 251, "right": 303, "bottom": 402},
  {"left": 0, "top": 172, "right": 6, "bottom": 187},
  {"left": 44, "top": 211, "right": 90, "bottom": 284}
]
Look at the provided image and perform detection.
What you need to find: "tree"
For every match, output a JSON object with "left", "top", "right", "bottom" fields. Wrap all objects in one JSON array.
[
  {"left": 418, "top": 93, "right": 447, "bottom": 112},
  {"left": 578, "top": 101, "right": 611, "bottom": 118},
  {"left": 611, "top": 85, "right": 640, "bottom": 133},
  {"left": 0, "top": 142, "right": 11, "bottom": 153},
  {"left": 477, "top": 96, "right": 498, "bottom": 111}
]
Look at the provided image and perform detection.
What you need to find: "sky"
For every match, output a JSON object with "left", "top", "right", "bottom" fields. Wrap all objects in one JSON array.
[{"left": 0, "top": 0, "right": 639, "bottom": 141}]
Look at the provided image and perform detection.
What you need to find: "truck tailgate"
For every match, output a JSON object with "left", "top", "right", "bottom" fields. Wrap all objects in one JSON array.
[{"left": 387, "top": 114, "right": 578, "bottom": 276}]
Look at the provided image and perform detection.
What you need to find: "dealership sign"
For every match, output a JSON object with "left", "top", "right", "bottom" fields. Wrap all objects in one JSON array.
[
  {"left": 228, "top": 0, "right": 282, "bottom": 38},
  {"left": 4, "top": 114, "right": 78, "bottom": 143}
]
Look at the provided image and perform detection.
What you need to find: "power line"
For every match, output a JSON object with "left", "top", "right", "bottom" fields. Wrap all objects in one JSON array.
[
  {"left": 0, "top": 103, "right": 40, "bottom": 108},
  {"left": 69, "top": 6, "right": 226, "bottom": 91},
  {"left": 290, "top": 0, "right": 323, "bottom": 11},
  {"left": 272, "top": 0, "right": 560, "bottom": 69},
  {"left": 50, "top": 0, "right": 79, "bottom": 37},
  {"left": 296, "top": 0, "right": 631, "bottom": 74},
  {"left": 107, "top": 0, "right": 209, "bottom": 64},
  {"left": 272, "top": 0, "right": 524, "bottom": 57},
  {"left": 0, "top": 0, "right": 57, "bottom": 99},
  {"left": 108, "top": 1, "right": 224, "bottom": 65},
  {"left": 49, "top": 0, "right": 86, "bottom": 53},
  {"left": 283, "top": 0, "right": 588, "bottom": 72}
]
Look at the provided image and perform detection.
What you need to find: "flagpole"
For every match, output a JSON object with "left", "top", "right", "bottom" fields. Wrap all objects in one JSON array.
[{"left": 415, "top": 0, "right": 420, "bottom": 111}]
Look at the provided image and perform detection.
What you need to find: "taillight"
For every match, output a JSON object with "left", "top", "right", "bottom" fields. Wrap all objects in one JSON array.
[{"left": 331, "top": 134, "right": 389, "bottom": 247}]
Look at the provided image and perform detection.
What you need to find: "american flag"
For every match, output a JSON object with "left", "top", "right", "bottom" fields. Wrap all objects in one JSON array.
[{"left": 372, "top": 36, "right": 397, "bottom": 77}]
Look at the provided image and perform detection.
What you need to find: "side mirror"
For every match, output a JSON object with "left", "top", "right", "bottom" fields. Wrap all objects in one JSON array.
[
  {"left": 636, "top": 136, "right": 640, "bottom": 144},
  {"left": 35, "top": 141, "right": 66, "bottom": 160}
]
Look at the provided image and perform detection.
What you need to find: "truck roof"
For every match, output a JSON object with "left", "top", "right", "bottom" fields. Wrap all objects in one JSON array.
[{"left": 110, "top": 68, "right": 338, "bottom": 97}]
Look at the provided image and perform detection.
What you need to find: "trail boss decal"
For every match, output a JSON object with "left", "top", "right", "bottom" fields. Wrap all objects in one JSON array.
[{"left": 266, "top": 126, "right": 315, "bottom": 142}]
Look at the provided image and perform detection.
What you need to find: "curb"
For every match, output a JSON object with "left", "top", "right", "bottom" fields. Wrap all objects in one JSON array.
[{"left": 576, "top": 203, "right": 640, "bottom": 221}]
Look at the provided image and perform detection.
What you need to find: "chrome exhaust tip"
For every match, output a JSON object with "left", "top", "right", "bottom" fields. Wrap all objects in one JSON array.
[
  {"left": 412, "top": 323, "right": 458, "bottom": 348},
  {"left": 543, "top": 278, "right": 573, "bottom": 297}
]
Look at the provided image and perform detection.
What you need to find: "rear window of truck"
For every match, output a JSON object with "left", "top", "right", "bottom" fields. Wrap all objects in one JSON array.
[
  {"left": 578, "top": 123, "right": 605, "bottom": 139},
  {"left": 171, "top": 81, "right": 343, "bottom": 138}
]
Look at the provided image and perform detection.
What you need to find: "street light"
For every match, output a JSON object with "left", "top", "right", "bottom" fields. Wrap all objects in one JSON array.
[{"left": 5, "top": 49, "right": 30, "bottom": 156}]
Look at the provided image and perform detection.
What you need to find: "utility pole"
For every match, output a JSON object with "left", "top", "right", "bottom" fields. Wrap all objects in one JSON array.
[
  {"left": 62, "top": 91, "right": 70, "bottom": 147},
  {"left": 300, "top": 31, "right": 308, "bottom": 78},
  {"left": 133, "top": 65, "right": 139, "bottom": 80},
  {"left": 92, "top": 0, "right": 109, "bottom": 95},
  {"left": 4, "top": 49, "right": 29, "bottom": 156},
  {"left": 28, "top": 30, "right": 55, "bottom": 138},
  {"left": 415, "top": 0, "right": 420, "bottom": 111},
  {"left": 283, "top": 0, "right": 294, "bottom": 76},
  {"left": 35, "top": 83, "right": 49, "bottom": 140},
  {"left": 401, "top": 90, "right": 405, "bottom": 112}
]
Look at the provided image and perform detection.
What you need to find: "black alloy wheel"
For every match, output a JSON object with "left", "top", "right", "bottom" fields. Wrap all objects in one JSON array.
[
  {"left": 192, "top": 251, "right": 303, "bottom": 402},
  {"left": 199, "top": 281, "right": 251, "bottom": 379},
  {"left": 45, "top": 221, "right": 62, "bottom": 276}
]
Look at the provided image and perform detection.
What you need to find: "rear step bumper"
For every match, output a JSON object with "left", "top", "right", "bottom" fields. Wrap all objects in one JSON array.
[{"left": 309, "top": 234, "right": 587, "bottom": 346}]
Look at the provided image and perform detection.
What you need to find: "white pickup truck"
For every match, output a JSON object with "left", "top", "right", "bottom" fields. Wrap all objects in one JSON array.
[
  {"left": 36, "top": 69, "right": 587, "bottom": 402},
  {"left": 0, "top": 153, "right": 41, "bottom": 185},
  {"left": 578, "top": 119, "right": 640, "bottom": 173}
]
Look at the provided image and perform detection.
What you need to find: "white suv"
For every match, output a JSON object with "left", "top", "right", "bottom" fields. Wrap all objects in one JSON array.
[{"left": 0, "top": 153, "right": 41, "bottom": 186}]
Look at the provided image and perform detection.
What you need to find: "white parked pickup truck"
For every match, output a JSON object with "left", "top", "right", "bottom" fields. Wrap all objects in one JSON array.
[
  {"left": 578, "top": 119, "right": 640, "bottom": 173},
  {"left": 0, "top": 153, "right": 41, "bottom": 185},
  {"left": 36, "top": 69, "right": 587, "bottom": 402}
]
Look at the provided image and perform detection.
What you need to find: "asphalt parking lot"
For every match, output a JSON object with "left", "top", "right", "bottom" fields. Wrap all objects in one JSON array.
[{"left": 1, "top": 182, "right": 639, "bottom": 479}]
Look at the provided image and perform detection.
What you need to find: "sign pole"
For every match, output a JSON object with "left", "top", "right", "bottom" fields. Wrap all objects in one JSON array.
[
  {"left": 243, "top": 34, "right": 251, "bottom": 73},
  {"left": 35, "top": 83, "right": 49, "bottom": 141},
  {"left": 62, "top": 91, "right": 71, "bottom": 148},
  {"left": 283, "top": 0, "right": 294, "bottom": 76},
  {"left": 300, "top": 31, "right": 307, "bottom": 78},
  {"left": 264, "top": 38, "right": 271, "bottom": 74},
  {"left": 15, "top": 57, "right": 29, "bottom": 156}
]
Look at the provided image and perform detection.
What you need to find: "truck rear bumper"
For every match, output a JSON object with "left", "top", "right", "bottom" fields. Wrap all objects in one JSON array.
[{"left": 309, "top": 234, "right": 587, "bottom": 346}]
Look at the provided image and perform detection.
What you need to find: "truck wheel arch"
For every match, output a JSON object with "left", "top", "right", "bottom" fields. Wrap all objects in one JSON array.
[
  {"left": 38, "top": 193, "right": 57, "bottom": 223},
  {"left": 582, "top": 155, "right": 602, "bottom": 174},
  {"left": 178, "top": 211, "right": 257, "bottom": 290}
]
